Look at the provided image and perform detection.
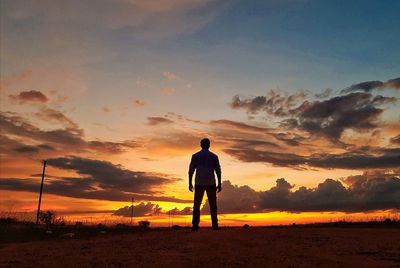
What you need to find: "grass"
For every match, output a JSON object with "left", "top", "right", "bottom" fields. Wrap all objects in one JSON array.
[
  {"left": 1, "top": 216, "right": 399, "bottom": 244},
  {"left": 0, "top": 217, "right": 155, "bottom": 243}
]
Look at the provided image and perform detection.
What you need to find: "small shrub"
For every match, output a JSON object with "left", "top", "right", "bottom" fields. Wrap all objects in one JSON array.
[
  {"left": 171, "top": 225, "right": 181, "bottom": 230},
  {"left": 138, "top": 220, "right": 150, "bottom": 228},
  {"left": 38, "top": 210, "right": 65, "bottom": 227},
  {"left": 0, "top": 217, "right": 18, "bottom": 225},
  {"left": 384, "top": 218, "right": 392, "bottom": 224}
]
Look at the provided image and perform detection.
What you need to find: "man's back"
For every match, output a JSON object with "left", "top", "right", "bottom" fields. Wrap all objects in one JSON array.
[
  {"left": 189, "top": 149, "right": 221, "bottom": 186},
  {"left": 189, "top": 138, "right": 221, "bottom": 230}
]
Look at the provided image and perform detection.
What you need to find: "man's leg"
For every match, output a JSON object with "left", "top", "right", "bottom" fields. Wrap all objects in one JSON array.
[
  {"left": 192, "top": 185, "right": 205, "bottom": 230},
  {"left": 206, "top": 185, "right": 218, "bottom": 229}
]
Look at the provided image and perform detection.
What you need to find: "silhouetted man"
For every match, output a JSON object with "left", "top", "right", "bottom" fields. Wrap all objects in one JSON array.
[{"left": 189, "top": 138, "right": 221, "bottom": 231}]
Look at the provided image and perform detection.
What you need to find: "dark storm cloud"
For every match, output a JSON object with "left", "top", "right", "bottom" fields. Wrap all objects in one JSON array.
[
  {"left": 258, "top": 178, "right": 353, "bottom": 212},
  {"left": 0, "top": 111, "right": 85, "bottom": 147},
  {"left": 224, "top": 138, "right": 280, "bottom": 149},
  {"left": 0, "top": 156, "right": 191, "bottom": 203},
  {"left": 224, "top": 147, "right": 400, "bottom": 169},
  {"left": 113, "top": 202, "right": 162, "bottom": 217},
  {"left": 0, "top": 177, "right": 191, "bottom": 203},
  {"left": 14, "top": 145, "right": 40, "bottom": 153},
  {"left": 201, "top": 172, "right": 400, "bottom": 213},
  {"left": 147, "top": 117, "right": 174, "bottom": 125},
  {"left": 342, "top": 80, "right": 384, "bottom": 93},
  {"left": 14, "top": 144, "right": 55, "bottom": 153},
  {"left": 9, "top": 90, "right": 48, "bottom": 103},
  {"left": 341, "top": 77, "right": 400, "bottom": 93},
  {"left": 230, "top": 90, "right": 306, "bottom": 116},
  {"left": 230, "top": 82, "right": 396, "bottom": 141},
  {"left": 315, "top": 88, "right": 333, "bottom": 99},
  {"left": 113, "top": 203, "right": 192, "bottom": 217},
  {"left": 34, "top": 108, "right": 80, "bottom": 129},
  {"left": 295, "top": 93, "right": 395, "bottom": 140},
  {"left": 201, "top": 180, "right": 261, "bottom": 214},
  {"left": 386, "top": 78, "right": 400, "bottom": 89},
  {"left": 0, "top": 112, "right": 138, "bottom": 155},
  {"left": 390, "top": 135, "right": 400, "bottom": 145},
  {"left": 167, "top": 206, "right": 193, "bottom": 215},
  {"left": 46, "top": 156, "right": 173, "bottom": 194},
  {"left": 270, "top": 132, "right": 305, "bottom": 146},
  {"left": 0, "top": 134, "right": 56, "bottom": 155},
  {"left": 88, "top": 140, "right": 138, "bottom": 154},
  {"left": 210, "top": 119, "right": 271, "bottom": 133},
  {"left": 259, "top": 173, "right": 400, "bottom": 212},
  {"left": 224, "top": 148, "right": 306, "bottom": 168}
]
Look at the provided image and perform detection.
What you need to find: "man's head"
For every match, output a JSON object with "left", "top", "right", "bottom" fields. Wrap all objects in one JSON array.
[{"left": 200, "top": 138, "right": 210, "bottom": 149}]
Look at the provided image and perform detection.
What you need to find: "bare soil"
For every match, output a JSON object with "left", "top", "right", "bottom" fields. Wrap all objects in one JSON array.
[{"left": 1, "top": 227, "right": 399, "bottom": 267}]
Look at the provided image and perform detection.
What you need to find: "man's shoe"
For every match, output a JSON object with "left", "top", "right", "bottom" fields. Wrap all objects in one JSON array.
[
  {"left": 191, "top": 226, "right": 199, "bottom": 231},
  {"left": 212, "top": 227, "right": 221, "bottom": 231}
]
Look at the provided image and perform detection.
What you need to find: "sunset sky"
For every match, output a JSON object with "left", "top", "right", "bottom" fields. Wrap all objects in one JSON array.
[{"left": 1, "top": 0, "right": 399, "bottom": 226}]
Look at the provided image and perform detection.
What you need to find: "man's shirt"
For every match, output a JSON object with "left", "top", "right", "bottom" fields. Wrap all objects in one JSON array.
[{"left": 189, "top": 149, "right": 221, "bottom": 186}]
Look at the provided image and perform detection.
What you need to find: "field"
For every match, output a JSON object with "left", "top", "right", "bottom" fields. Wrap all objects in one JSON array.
[{"left": 1, "top": 223, "right": 399, "bottom": 267}]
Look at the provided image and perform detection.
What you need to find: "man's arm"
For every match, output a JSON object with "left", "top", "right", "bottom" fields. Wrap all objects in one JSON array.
[
  {"left": 215, "top": 155, "right": 222, "bottom": 192},
  {"left": 188, "top": 155, "right": 196, "bottom": 192}
]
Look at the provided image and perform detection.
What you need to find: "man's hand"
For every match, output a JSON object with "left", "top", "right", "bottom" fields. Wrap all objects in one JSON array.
[
  {"left": 189, "top": 184, "right": 194, "bottom": 192},
  {"left": 217, "top": 184, "right": 222, "bottom": 193}
]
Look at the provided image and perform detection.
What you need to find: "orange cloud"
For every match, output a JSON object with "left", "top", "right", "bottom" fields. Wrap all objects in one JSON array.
[
  {"left": 161, "top": 87, "right": 176, "bottom": 95},
  {"left": 133, "top": 99, "right": 145, "bottom": 108},
  {"left": 163, "top": 71, "right": 178, "bottom": 80},
  {"left": 9, "top": 90, "right": 49, "bottom": 104}
]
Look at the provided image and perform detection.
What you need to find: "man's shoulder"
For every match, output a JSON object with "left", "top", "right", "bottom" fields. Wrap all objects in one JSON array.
[
  {"left": 192, "top": 150, "right": 218, "bottom": 158},
  {"left": 192, "top": 151, "right": 202, "bottom": 157},
  {"left": 208, "top": 150, "right": 218, "bottom": 158}
]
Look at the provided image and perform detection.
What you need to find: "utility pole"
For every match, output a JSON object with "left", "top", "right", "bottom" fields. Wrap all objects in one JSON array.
[
  {"left": 36, "top": 160, "right": 47, "bottom": 224},
  {"left": 130, "top": 197, "right": 134, "bottom": 225}
]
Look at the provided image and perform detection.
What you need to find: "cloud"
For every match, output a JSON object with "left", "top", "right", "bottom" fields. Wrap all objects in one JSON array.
[
  {"left": 230, "top": 90, "right": 306, "bottom": 116},
  {"left": 88, "top": 140, "right": 138, "bottom": 154},
  {"left": 34, "top": 107, "right": 80, "bottom": 130},
  {"left": 9, "top": 90, "right": 48, "bottom": 103},
  {"left": 390, "top": 135, "right": 400, "bottom": 145},
  {"left": 133, "top": 99, "right": 145, "bottom": 108},
  {"left": 201, "top": 180, "right": 260, "bottom": 214},
  {"left": 0, "top": 111, "right": 139, "bottom": 155},
  {"left": 295, "top": 92, "right": 395, "bottom": 140},
  {"left": 210, "top": 119, "right": 271, "bottom": 133},
  {"left": 271, "top": 132, "right": 305, "bottom": 146},
  {"left": 342, "top": 81, "right": 384, "bottom": 93},
  {"left": 0, "top": 111, "right": 85, "bottom": 149},
  {"left": 223, "top": 78, "right": 399, "bottom": 170},
  {"left": 113, "top": 202, "right": 162, "bottom": 217},
  {"left": 113, "top": 203, "right": 192, "bottom": 217},
  {"left": 314, "top": 88, "right": 333, "bottom": 99},
  {"left": 341, "top": 77, "right": 400, "bottom": 93},
  {"left": 147, "top": 116, "right": 174, "bottom": 126},
  {"left": 200, "top": 172, "right": 400, "bottom": 213},
  {"left": 161, "top": 87, "right": 176, "bottom": 95},
  {"left": 163, "top": 71, "right": 178, "bottom": 80},
  {"left": 46, "top": 156, "right": 172, "bottom": 194},
  {"left": 386, "top": 78, "right": 400, "bottom": 89},
  {"left": 232, "top": 91, "right": 395, "bottom": 140},
  {"left": 14, "top": 144, "right": 55, "bottom": 153},
  {"left": 2, "top": 0, "right": 230, "bottom": 39},
  {"left": 224, "top": 147, "right": 400, "bottom": 169},
  {"left": 260, "top": 172, "right": 400, "bottom": 212},
  {"left": 0, "top": 156, "right": 190, "bottom": 203},
  {"left": 167, "top": 206, "right": 193, "bottom": 215}
]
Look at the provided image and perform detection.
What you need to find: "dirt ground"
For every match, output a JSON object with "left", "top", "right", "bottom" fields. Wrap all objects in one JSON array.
[{"left": 1, "top": 227, "right": 399, "bottom": 267}]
